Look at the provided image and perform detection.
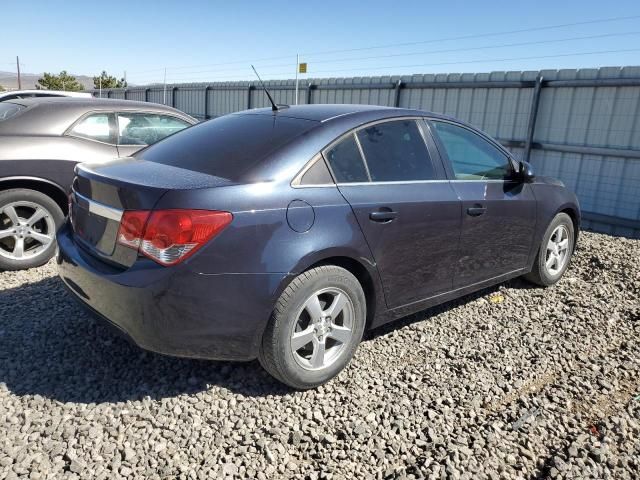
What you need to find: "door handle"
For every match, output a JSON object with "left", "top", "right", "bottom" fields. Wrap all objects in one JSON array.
[
  {"left": 466, "top": 205, "right": 486, "bottom": 217},
  {"left": 369, "top": 211, "right": 398, "bottom": 222}
]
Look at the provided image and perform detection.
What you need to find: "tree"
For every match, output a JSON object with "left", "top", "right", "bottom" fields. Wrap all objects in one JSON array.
[
  {"left": 0, "top": 84, "right": 5, "bottom": 92},
  {"left": 93, "top": 71, "right": 127, "bottom": 89},
  {"left": 37, "top": 71, "right": 84, "bottom": 91}
]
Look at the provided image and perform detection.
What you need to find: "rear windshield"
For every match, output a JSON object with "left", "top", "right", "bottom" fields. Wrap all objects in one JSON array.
[
  {"left": 0, "top": 103, "right": 24, "bottom": 122},
  {"left": 138, "top": 113, "right": 317, "bottom": 180}
]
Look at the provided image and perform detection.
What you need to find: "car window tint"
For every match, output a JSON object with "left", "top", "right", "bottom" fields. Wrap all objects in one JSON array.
[
  {"left": 70, "top": 113, "right": 112, "bottom": 143},
  {"left": 140, "top": 114, "right": 316, "bottom": 181},
  {"left": 118, "top": 113, "right": 190, "bottom": 146},
  {"left": 324, "top": 134, "right": 369, "bottom": 183},
  {"left": 299, "top": 156, "right": 334, "bottom": 185},
  {"left": 432, "top": 121, "right": 511, "bottom": 180},
  {"left": 0, "top": 103, "right": 24, "bottom": 121},
  {"left": 356, "top": 120, "right": 435, "bottom": 182}
]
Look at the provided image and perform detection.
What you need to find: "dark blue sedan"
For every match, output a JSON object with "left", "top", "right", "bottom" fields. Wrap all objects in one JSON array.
[{"left": 57, "top": 104, "right": 580, "bottom": 389}]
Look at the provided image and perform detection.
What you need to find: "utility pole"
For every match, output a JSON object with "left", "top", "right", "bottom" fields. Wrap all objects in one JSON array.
[
  {"left": 295, "top": 54, "right": 299, "bottom": 105},
  {"left": 163, "top": 68, "right": 167, "bottom": 105},
  {"left": 99, "top": 77, "right": 102, "bottom": 98},
  {"left": 123, "top": 70, "right": 127, "bottom": 85},
  {"left": 16, "top": 56, "right": 22, "bottom": 90}
]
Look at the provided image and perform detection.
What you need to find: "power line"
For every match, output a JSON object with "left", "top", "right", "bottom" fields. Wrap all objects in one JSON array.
[
  {"left": 300, "top": 14, "right": 640, "bottom": 56},
  {"left": 126, "top": 13, "right": 640, "bottom": 75},
  {"left": 141, "top": 30, "right": 640, "bottom": 80},
  {"left": 129, "top": 47, "right": 640, "bottom": 84},
  {"left": 298, "top": 48, "right": 640, "bottom": 76}
]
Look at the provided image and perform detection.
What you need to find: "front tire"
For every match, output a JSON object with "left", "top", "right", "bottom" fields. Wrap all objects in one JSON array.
[
  {"left": 259, "top": 266, "right": 366, "bottom": 389},
  {"left": 0, "top": 189, "right": 64, "bottom": 271},
  {"left": 525, "top": 212, "right": 575, "bottom": 286}
]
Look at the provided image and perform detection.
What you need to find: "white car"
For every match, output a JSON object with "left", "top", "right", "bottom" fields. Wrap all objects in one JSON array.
[{"left": 0, "top": 90, "right": 92, "bottom": 102}]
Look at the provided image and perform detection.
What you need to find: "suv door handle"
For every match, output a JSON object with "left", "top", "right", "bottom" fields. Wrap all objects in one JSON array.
[
  {"left": 467, "top": 205, "right": 486, "bottom": 217},
  {"left": 369, "top": 211, "right": 398, "bottom": 222}
]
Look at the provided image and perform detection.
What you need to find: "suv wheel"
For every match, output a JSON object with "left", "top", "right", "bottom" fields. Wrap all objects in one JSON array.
[
  {"left": 259, "top": 266, "right": 366, "bottom": 389},
  {"left": 525, "top": 212, "right": 575, "bottom": 286},
  {"left": 0, "top": 189, "right": 64, "bottom": 271}
]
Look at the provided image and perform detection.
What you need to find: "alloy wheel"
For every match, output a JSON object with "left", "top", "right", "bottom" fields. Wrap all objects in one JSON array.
[
  {"left": 290, "top": 287, "right": 354, "bottom": 371},
  {"left": 0, "top": 201, "right": 56, "bottom": 261},
  {"left": 545, "top": 224, "right": 570, "bottom": 276}
]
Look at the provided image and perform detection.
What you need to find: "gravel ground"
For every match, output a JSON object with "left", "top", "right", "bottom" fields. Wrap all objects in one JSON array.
[{"left": 0, "top": 231, "right": 639, "bottom": 479}]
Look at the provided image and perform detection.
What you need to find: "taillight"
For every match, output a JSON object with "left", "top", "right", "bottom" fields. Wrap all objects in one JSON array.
[
  {"left": 117, "top": 211, "right": 150, "bottom": 248},
  {"left": 117, "top": 209, "right": 232, "bottom": 266}
]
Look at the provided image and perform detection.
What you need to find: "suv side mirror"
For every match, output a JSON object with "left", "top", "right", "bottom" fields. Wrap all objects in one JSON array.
[{"left": 517, "top": 161, "right": 535, "bottom": 182}]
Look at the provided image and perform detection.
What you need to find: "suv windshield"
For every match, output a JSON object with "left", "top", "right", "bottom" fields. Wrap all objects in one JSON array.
[
  {"left": 139, "top": 113, "right": 317, "bottom": 180},
  {"left": 0, "top": 103, "right": 24, "bottom": 122}
]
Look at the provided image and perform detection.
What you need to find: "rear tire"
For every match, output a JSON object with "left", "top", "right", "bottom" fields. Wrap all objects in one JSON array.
[
  {"left": 259, "top": 266, "right": 366, "bottom": 389},
  {"left": 0, "top": 189, "right": 64, "bottom": 271},
  {"left": 525, "top": 212, "right": 575, "bottom": 286}
]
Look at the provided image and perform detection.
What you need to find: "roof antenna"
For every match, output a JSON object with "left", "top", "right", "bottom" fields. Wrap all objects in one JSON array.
[{"left": 251, "top": 65, "right": 287, "bottom": 112}]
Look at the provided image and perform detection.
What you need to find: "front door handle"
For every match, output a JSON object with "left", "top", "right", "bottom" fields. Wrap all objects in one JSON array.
[
  {"left": 467, "top": 204, "right": 486, "bottom": 217},
  {"left": 369, "top": 211, "right": 398, "bottom": 222}
]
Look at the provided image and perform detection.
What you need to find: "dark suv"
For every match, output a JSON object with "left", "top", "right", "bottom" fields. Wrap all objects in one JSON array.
[{"left": 57, "top": 104, "right": 580, "bottom": 389}]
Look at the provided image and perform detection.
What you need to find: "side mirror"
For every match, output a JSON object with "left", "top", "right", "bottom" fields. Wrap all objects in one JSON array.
[{"left": 517, "top": 161, "right": 535, "bottom": 182}]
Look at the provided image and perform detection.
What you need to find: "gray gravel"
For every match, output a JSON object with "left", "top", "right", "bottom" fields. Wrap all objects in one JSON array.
[{"left": 1, "top": 231, "right": 639, "bottom": 479}]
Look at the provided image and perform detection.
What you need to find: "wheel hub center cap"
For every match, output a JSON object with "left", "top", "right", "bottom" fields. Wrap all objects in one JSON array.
[{"left": 316, "top": 317, "right": 331, "bottom": 337}]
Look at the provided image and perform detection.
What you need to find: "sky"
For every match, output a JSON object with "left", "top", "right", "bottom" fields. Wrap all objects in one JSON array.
[{"left": 1, "top": 0, "right": 640, "bottom": 86}]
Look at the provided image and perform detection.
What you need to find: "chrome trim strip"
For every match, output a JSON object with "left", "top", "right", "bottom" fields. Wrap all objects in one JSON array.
[
  {"left": 291, "top": 184, "right": 336, "bottom": 189},
  {"left": 73, "top": 191, "right": 123, "bottom": 222},
  {"left": 335, "top": 179, "right": 512, "bottom": 187}
]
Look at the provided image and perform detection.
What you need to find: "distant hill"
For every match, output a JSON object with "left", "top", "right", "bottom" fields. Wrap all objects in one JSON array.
[{"left": 0, "top": 70, "right": 94, "bottom": 91}]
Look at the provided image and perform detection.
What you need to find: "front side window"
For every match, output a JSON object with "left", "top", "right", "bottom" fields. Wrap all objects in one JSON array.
[
  {"left": 356, "top": 120, "right": 435, "bottom": 182},
  {"left": 324, "top": 134, "right": 369, "bottom": 183},
  {"left": 431, "top": 121, "right": 512, "bottom": 180},
  {"left": 70, "top": 113, "right": 113, "bottom": 143},
  {"left": 117, "top": 113, "right": 190, "bottom": 146}
]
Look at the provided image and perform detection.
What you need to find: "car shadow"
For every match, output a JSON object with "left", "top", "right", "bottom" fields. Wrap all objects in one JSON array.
[
  {"left": 364, "top": 276, "right": 539, "bottom": 341},
  {"left": 0, "top": 276, "right": 293, "bottom": 403},
  {"left": 0, "top": 274, "right": 540, "bottom": 404}
]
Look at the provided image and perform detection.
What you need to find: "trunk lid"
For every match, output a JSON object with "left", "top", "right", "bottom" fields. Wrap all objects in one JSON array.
[{"left": 70, "top": 157, "right": 233, "bottom": 267}]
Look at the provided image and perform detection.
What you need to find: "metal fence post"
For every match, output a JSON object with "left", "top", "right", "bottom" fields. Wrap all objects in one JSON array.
[
  {"left": 144, "top": 88, "right": 150, "bottom": 102},
  {"left": 524, "top": 75, "right": 544, "bottom": 163},
  {"left": 172, "top": 87, "right": 178, "bottom": 108},
  {"left": 247, "top": 85, "right": 253, "bottom": 110},
  {"left": 306, "top": 83, "right": 315, "bottom": 104},
  {"left": 123, "top": 88, "right": 128, "bottom": 100},
  {"left": 393, "top": 80, "right": 402, "bottom": 107},
  {"left": 204, "top": 86, "right": 211, "bottom": 119}
]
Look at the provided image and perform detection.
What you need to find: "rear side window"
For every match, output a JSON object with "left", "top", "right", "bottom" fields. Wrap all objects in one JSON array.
[
  {"left": 324, "top": 134, "right": 369, "bottom": 183},
  {"left": 356, "top": 120, "right": 435, "bottom": 182},
  {"left": 431, "top": 121, "right": 512, "bottom": 180},
  {"left": 70, "top": 113, "right": 114, "bottom": 143},
  {"left": 299, "top": 156, "right": 334, "bottom": 185},
  {"left": 140, "top": 114, "right": 316, "bottom": 180},
  {"left": 117, "top": 113, "right": 191, "bottom": 146},
  {"left": 0, "top": 103, "right": 24, "bottom": 121}
]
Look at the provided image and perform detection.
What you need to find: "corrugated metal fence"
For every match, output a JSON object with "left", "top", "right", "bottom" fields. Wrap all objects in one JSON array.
[{"left": 95, "top": 66, "right": 640, "bottom": 238}]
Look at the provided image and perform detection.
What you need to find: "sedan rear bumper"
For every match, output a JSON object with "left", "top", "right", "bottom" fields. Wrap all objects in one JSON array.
[{"left": 56, "top": 223, "right": 288, "bottom": 361}]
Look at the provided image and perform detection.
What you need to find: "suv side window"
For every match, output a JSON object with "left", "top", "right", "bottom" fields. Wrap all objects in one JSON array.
[
  {"left": 70, "top": 113, "right": 114, "bottom": 143},
  {"left": 356, "top": 120, "right": 435, "bottom": 182},
  {"left": 324, "top": 134, "right": 369, "bottom": 183},
  {"left": 117, "top": 113, "right": 190, "bottom": 146},
  {"left": 431, "top": 121, "right": 512, "bottom": 180}
]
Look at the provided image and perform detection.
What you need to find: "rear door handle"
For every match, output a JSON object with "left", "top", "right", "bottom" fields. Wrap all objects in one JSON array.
[
  {"left": 369, "top": 211, "right": 398, "bottom": 222},
  {"left": 466, "top": 205, "right": 486, "bottom": 217}
]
